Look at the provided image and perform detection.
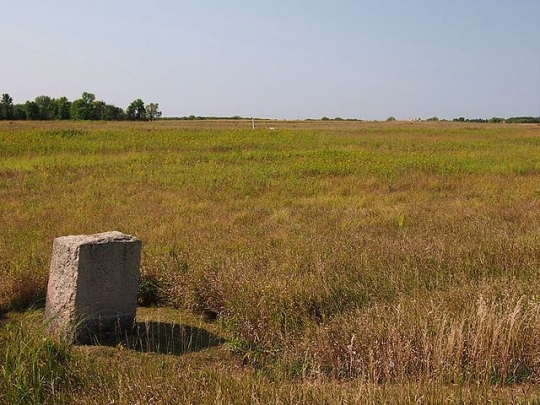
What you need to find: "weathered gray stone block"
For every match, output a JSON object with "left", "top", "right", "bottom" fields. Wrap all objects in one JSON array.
[{"left": 45, "top": 231, "right": 141, "bottom": 343}]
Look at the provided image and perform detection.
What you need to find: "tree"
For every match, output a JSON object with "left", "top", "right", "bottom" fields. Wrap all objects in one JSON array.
[
  {"left": 103, "top": 104, "right": 125, "bottom": 121},
  {"left": 146, "top": 103, "right": 162, "bottom": 121},
  {"left": 52, "top": 97, "right": 71, "bottom": 120},
  {"left": 13, "top": 104, "right": 26, "bottom": 120},
  {"left": 506, "top": 116, "right": 540, "bottom": 124},
  {"left": 0, "top": 93, "right": 14, "bottom": 120},
  {"left": 71, "top": 92, "right": 96, "bottom": 120},
  {"left": 0, "top": 92, "right": 162, "bottom": 121},
  {"left": 34, "top": 95, "right": 54, "bottom": 120},
  {"left": 93, "top": 100, "right": 106, "bottom": 120},
  {"left": 386, "top": 116, "right": 396, "bottom": 122},
  {"left": 126, "top": 99, "right": 147, "bottom": 121},
  {"left": 24, "top": 101, "right": 40, "bottom": 120}
]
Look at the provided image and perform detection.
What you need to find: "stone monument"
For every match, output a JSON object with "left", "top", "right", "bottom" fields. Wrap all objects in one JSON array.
[{"left": 45, "top": 231, "right": 142, "bottom": 343}]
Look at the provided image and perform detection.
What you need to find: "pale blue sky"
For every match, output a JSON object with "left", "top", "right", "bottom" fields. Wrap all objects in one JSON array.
[{"left": 1, "top": 1, "right": 538, "bottom": 120}]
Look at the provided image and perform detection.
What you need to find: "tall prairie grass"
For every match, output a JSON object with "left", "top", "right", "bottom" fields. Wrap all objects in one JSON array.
[
  {"left": 0, "top": 313, "right": 73, "bottom": 404},
  {"left": 1, "top": 120, "right": 540, "bottom": 402}
]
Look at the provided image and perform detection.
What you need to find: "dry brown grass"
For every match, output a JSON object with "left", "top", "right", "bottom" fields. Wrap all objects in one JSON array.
[{"left": 1, "top": 120, "right": 540, "bottom": 402}]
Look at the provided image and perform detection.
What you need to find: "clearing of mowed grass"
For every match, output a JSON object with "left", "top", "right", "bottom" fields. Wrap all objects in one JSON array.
[{"left": 1, "top": 120, "right": 540, "bottom": 404}]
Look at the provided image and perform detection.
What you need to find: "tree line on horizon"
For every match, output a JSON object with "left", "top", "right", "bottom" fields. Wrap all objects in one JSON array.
[
  {"left": 0, "top": 92, "right": 161, "bottom": 121},
  {"left": 450, "top": 116, "right": 540, "bottom": 124},
  {"left": 0, "top": 91, "right": 537, "bottom": 124}
]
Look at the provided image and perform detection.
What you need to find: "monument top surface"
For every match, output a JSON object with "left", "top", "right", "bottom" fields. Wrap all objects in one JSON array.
[{"left": 55, "top": 231, "right": 140, "bottom": 246}]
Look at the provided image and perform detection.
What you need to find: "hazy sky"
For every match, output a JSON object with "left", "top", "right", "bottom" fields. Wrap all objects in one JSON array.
[{"left": 1, "top": 1, "right": 539, "bottom": 120}]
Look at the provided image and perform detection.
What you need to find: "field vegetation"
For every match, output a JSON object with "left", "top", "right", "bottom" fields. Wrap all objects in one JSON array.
[{"left": 1, "top": 120, "right": 540, "bottom": 403}]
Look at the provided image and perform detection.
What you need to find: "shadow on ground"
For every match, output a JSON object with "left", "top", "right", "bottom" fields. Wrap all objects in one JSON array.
[{"left": 81, "top": 321, "right": 225, "bottom": 356}]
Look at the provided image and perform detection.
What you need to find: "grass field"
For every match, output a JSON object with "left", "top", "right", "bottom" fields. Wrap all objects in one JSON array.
[{"left": 1, "top": 120, "right": 540, "bottom": 403}]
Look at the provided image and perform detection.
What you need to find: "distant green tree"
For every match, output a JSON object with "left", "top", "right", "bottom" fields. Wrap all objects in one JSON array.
[
  {"left": 71, "top": 92, "right": 96, "bottom": 120},
  {"left": 321, "top": 116, "right": 330, "bottom": 121},
  {"left": 146, "top": 103, "right": 162, "bottom": 121},
  {"left": 71, "top": 99, "right": 88, "bottom": 120},
  {"left": 0, "top": 93, "right": 14, "bottom": 120},
  {"left": 426, "top": 116, "right": 439, "bottom": 121},
  {"left": 34, "top": 95, "right": 54, "bottom": 120},
  {"left": 93, "top": 100, "right": 107, "bottom": 120},
  {"left": 506, "top": 116, "right": 540, "bottom": 124},
  {"left": 52, "top": 97, "right": 71, "bottom": 120},
  {"left": 386, "top": 116, "right": 396, "bottom": 122},
  {"left": 13, "top": 104, "right": 26, "bottom": 120},
  {"left": 0, "top": 92, "right": 162, "bottom": 121},
  {"left": 103, "top": 104, "right": 125, "bottom": 120},
  {"left": 24, "top": 101, "right": 40, "bottom": 120},
  {"left": 127, "top": 99, "right": 147, "bottom": 121}
]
